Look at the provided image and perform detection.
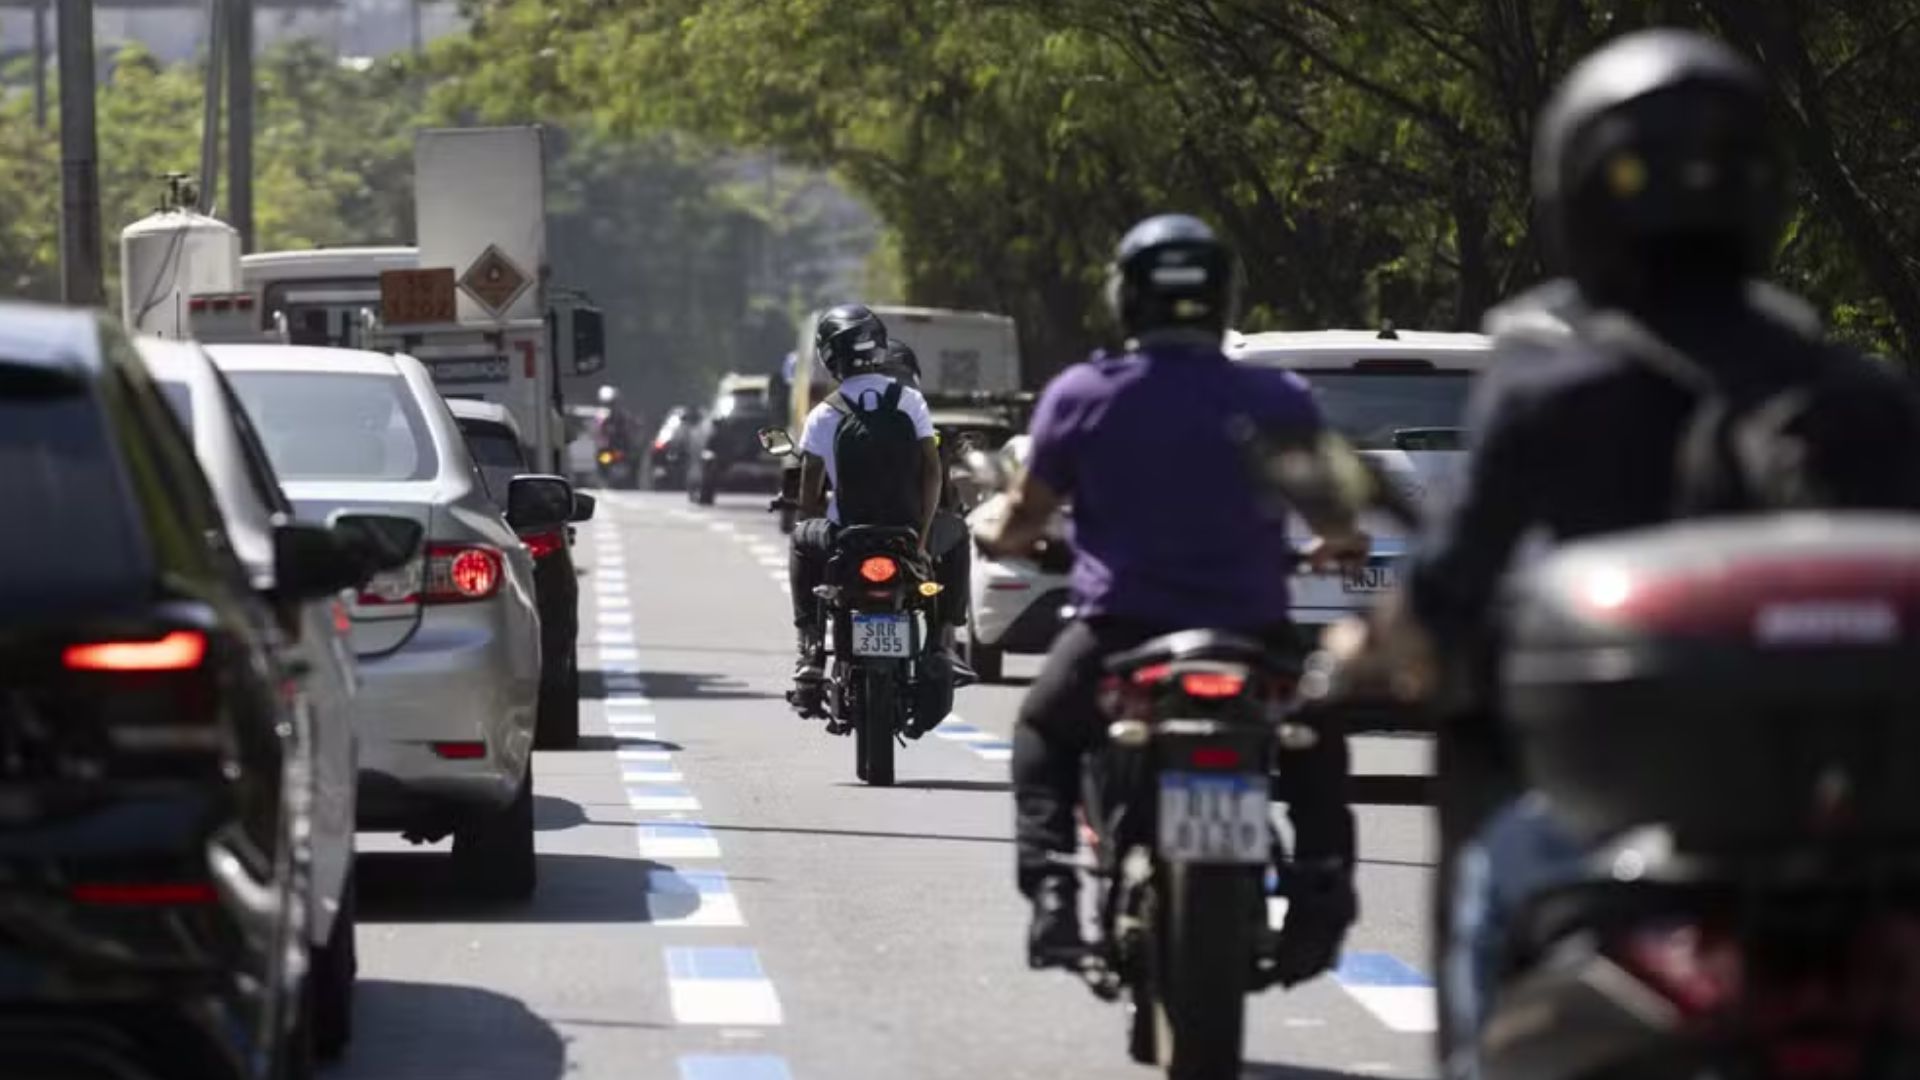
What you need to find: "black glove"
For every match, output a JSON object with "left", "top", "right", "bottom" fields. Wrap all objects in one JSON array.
[{"left": 1273, "top": 859, "right": 1358, "bottom": 987}]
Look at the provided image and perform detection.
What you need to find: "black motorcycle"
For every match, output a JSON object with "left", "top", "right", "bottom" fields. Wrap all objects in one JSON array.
[
  {"left": 758, "top": 429, "right": 948, "bottom": 787},
  {"left": 1075, "top": 629, "right": 1325, "bottom": 1080}
]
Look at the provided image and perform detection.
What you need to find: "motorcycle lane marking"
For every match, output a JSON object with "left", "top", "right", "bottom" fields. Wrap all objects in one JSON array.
[
  {"left": 1332, "top": 952, "right": 1437, "bottom": 1034},
  {"left": 678, "top": 1055, "right": 793, "bottom": 1080},
  {"left": 665, "top": 948, "right": 784, "bottom": 1026},
  {"left": 646, "top": 869, "right": 746, "bottom": 928}
]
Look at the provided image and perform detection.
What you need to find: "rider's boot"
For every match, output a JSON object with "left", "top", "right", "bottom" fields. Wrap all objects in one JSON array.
[
  {"left": 937, "top": 624, "right": 976, "bottom": 686},
  {"left": 788, "top": 633, "right": 827, "bottom": 717},
  {"left": 1026, "top": 873, "right": 1086, "bottom": 970}
]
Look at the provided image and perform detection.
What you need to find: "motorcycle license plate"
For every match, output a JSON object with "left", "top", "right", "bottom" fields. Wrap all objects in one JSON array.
[
  {"left": 1342, "top": 562, "right": 1399, "bottom": 594},
  {"left": 1157, "top": 772, "right": 1270, "bottom": 864},
  {"left": 851, "top": 614, "right": 911, "bottom": 658}
]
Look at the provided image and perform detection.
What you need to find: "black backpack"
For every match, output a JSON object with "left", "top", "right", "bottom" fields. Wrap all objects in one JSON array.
[
  {"left": 828, "top": 382, "right": 924, "bottom": 526},
  {"left": 1577, "top": 310, "right": 1856, "bottom": 515}
]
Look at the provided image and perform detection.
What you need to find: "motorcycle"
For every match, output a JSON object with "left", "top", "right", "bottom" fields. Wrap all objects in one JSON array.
[
  {"left": 959, "top": 440, "right": 1356, "bottom": 1080},
  {"left": 757, "top": 428, "right": 950, "bottom": 787}
]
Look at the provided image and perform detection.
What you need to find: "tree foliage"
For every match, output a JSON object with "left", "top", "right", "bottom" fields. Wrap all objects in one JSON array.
[{"left": 442, "top": 0, "right": 1920, "bottom": 375}]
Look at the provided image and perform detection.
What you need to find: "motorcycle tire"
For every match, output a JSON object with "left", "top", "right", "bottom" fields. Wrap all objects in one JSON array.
[
  {"left": 1155, "top": 861, "right": 1259, "bottom": 1080},
  {"left": 855, "top": 668, "right": 897, "bottom": 787}
]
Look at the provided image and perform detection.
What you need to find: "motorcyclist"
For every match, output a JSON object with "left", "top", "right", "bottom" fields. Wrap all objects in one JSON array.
[
  {"left": 1327, "top": 30, "right": 1920, "bottom": 1063},
  {"left": 878, "top": 339, "right": 975, "bottom": 634},
  {"left": 975, "top": 213, "right": 1368, "bottom": 978},
  {"left": 789, "top": 305, "right": 967, "bottom": 717}
]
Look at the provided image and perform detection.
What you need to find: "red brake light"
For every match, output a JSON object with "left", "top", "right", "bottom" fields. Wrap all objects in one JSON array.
[
  {"left": 653, "top": 437, "right": 670, "bottom": 451},
  {"left": 64, "top": 631, "right": 207, "bottom": 672},
  {"left": 425, "top": 544, "right": 503, "bottom": 603},
  {"left": 1614, "top": 924, "right": 1742, "bottom": 1017},
  {"left": 522, "top": 529, "right": 566, "bottom": 560},
  {"left": 1130, "top": 663, "right": 1173, "bottom": 686},
  {"left": 1189, "top": 747, "right": 1244, "bottom": 769},
  {"left": 859, "top": 556, "right": 898, "bottom": 583},
  {"left": 70, "top": 881, "right": 218, "bottom": 905},
  {"left": 1181, "top": 671, "right": 1247, "bottom": 699},
  {"left": 187, "top": 297, "right": 208, "bottom": 313},
  {"left": 234, "top": 294, "right": 254, "bottom": 310},
  {"left": 431, "top": 741, "right": 487, "bottom": 760}
]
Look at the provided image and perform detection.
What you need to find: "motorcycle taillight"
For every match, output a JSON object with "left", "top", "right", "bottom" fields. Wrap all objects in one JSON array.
[{"left": 1610, "top": 922, "right": 1744, "bottom": 1018}]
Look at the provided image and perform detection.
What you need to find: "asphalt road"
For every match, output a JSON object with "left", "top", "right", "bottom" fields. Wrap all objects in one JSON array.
[{"left": 329, "top": 490, "right": 1441, "bottom": 1080}]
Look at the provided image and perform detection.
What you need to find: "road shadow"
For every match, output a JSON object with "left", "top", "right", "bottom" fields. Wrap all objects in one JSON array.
[
  {"left": 699, "top": 821, "right": 1011, "bottom": 846},
  {"left": 973, "top": 675, "right": 1036, "bottom": 688},
  {"left": 356, "top": 851, "right": 670, "bottom": 924},
  {"left": 1243, "top": 1066, "right": 1405, "bottom": 1079},
  {"left": 565, "top": 734, "right": 684, "bottom": 753},
  {"left": 868, "top": 778, "right": 1013, "bottom": 793},
  {"left": 532, "top": 795, "right": 586, "bottom": 832},
  {"left": 577, "top": 668, "right": 775, "bottom": 702},
  {"left": 325, "top": 980, "right": 563, "bottom": 1080}
]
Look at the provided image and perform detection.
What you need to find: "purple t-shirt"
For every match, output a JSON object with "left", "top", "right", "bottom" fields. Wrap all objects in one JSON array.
[{"left": 1026, "top": 345, "right": 1322, "bottom": 630}]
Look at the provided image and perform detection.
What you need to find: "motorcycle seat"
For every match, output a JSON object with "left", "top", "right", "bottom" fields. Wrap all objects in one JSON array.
[
  {"left": 833, "top": 525, "right": 922, "bottom": 553},
  {"left": 1104, "top": 629, "right": 1297, "bottom": 678}
]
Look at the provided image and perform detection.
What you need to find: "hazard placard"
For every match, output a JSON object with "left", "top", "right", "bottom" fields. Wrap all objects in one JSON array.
[
  {"left": 459, "top": 245, "right": 531, "bottom": 317},
  {"left": 380, "top": 268, "right": 457, "bottom": 325}
]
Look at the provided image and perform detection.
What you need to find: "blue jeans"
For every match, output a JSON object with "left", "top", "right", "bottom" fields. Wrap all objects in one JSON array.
[{"left": 1444, "top": 793, "right": 1587, "bottom": 1078}]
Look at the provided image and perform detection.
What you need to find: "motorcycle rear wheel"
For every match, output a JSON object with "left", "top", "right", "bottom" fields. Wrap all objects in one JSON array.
[
  {"left": 1155, "top": 861, "right": 1258, "bottom": 1080},
  {"left": 855, "top": 668, "right": 897, "bottom": 787}
]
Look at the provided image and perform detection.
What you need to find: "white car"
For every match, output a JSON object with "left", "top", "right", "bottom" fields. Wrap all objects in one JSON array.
[
  {"left": 136, "top": 336, "right": 394, "bottom": 1061},
  {"left": 209, "top": 344, "right": 559, "bottom": 901},
  {"left": 963, "top": 435, "right": 1073, "bottom": 683},
  {"left": 1227, "top": 327, "right": 1493, "bottom": 644}
]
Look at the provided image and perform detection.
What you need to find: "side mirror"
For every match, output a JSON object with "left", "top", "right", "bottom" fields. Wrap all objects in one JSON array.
[
  {"left": 757, "top": 427, "right": 795, "bottom": 457},
  {"left": 330, "top": 512, "right": 424, "bottom": 575},
  {"left": 570, "top": 491, "right": 597, "bottom": 523},
  {"left": 271, "top": 521, "right": 366, "bottom": 602},
  {"left": 508, "top": 474, "right": 574, "bottom": 530}
]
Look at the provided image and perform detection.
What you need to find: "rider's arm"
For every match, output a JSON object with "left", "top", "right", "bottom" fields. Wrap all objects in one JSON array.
[
  {"left": 798, "top": 453, "right": 828, "bottom": 520},
  {"left": 917, "top": 437, "right": 942, "bottom": 549},
  {"left": 976, "top": 470, "right": 1063, "bottom": 558}
]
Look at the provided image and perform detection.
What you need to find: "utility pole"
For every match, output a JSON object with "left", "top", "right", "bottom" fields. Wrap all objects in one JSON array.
[
  {"left": 409, "top": 0, "right": 422, "bottom": 56},
  {"left": 32, "top": 0, "right": 48, "bottom": 129},
  {"left": 198, "top": 0, "right": 224, "bottom": 216},
  {"left": 227, "top": 0, "right": 254, "bottom": 250},
  {"left": 57, "top": 0, "right": 103, "bottom": 306}
]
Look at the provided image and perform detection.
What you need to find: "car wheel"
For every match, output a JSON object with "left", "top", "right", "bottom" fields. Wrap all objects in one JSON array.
[
  {"left": 452, "top": 763, "right": 537, "bottom": 902},
  {"left": 966, "top": 625, "right": 1004, "bottom": 684},
  {"left": 536, "top": 647, "right": 581, "bottom": 750},
  {"left": 309, "top": 868, "right": 358, "bottom": 1062}
]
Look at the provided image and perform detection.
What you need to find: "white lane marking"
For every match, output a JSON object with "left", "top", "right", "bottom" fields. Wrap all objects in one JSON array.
[
  {"left": 628, "top": 788, "right": 700, "bottom": 811},
  {"left": 768, "top": 572, "right": 788, "bottom": 584},
  {"left": 708, "top": 522, "right": 737, "bottom": 534},
  {"left": 934, "top": 730, "right": 999, "bottom": 744},
  {"left": 637, "top": 822, "right": 721, "bottom": 860},
  {"left": 623, "top": 767, "right": 686, "bottom": 784},
  {"left": 594, "top": 629, "right": 636, "bottom": 646},
  {"left": 666, "top": 948, "right": 783, "bottom": 1026},
  {"left": 974, "top": 747, "right": 1013, "bottom": 762},
  {"left": 598, "top": 611, "right": 633, "bottom": 627},
  {"left": 747, "top": 543, "right": 780, "bottom": 557},
  {"left": 619, "top": 749, "right": 673, "bottom": 762},
  {"left": 1334, "top": 953, "right": 1438, "bottom": 1034},
  {"left": 599, "top": 647, "right": 641, "bottom": 664},
  {"left": 646, "top": 870, "right": 745, "bottom": 927},
  {"left": 756, "top": 557, "right": 786, "bottom": 569},
  {"left": 601, "top": 596, "right": 631, "bottom": 610},
  {"left": 605, "top": 697, "right": 654, "bottom": 709}
]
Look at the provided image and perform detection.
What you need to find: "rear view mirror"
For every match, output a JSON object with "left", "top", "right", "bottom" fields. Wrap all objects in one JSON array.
[
  {"left": 508, "top": 474, "right": 574, "bottom": 530},
  {"left": 272, "top": 522, "right": 366, "bottom": 602},
  {"left": 757, "top": 427, "right": 795, "bottom": 457},
  {"left": 330, "top": 513, "right": 424, "bottom": 575},
  {"left": 571, "top": 491, "right": 597, "bottom": 523}
]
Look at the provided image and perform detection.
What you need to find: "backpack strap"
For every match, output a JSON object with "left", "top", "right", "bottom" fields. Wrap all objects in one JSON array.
[
  {"left": 824, "top": 391, "right": 853, "bottom": 416},
  {"left": 879, "top": 381, "right": 904, "bottom": 412}
]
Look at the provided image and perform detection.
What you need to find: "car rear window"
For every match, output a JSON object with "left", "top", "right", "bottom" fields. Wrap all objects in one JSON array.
[
  {"left": 0, "top": 365, "right": 144, "bottom": 607},
  {"left": 157, "top": 379, "right": 195, "bottom": 435},
  {"left": 457, "top": 419, "right": 526, "bottom": 508},
  {"left": 225, "top": 370, "right": 438, "bottom": 481},
  {"left": 1295, "top": 370, "right": 1474, "bottom": 451}
]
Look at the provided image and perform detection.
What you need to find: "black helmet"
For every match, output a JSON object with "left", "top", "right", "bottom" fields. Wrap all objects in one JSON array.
[
  {"left": 814, "top": 304, "right": 889, "bottom": 379},
  {"left": 1106, "top": 214, "right": 1239, "bottom": 340},
  {"left": 1534, "top": 29, "right": 1786, "bottom": 301},
  {"left": 884, "top": 339, "right": 922, "bottom": 387}
]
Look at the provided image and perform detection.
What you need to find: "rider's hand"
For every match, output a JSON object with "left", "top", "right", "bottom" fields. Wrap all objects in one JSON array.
[
  {"left": 1301, "top": 527, "right": 1371, "bottom": 575},
  {"left": 1319, "top": 594, "right": 1438, "bottom": 704}
]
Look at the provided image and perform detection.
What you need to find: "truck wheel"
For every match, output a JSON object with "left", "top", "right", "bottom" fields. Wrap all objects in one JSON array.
[{"left": 453, "top": 764, "right": 537, "bottom": 902}]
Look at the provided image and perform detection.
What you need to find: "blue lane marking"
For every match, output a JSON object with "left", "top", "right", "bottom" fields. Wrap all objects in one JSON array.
[
  {"left": 639, "top": 823, "right": 712, "bottom": 839},
  {"left": 679, "top": 1056, "right": 793, "bottom": 1080},
  {"left": 972, "top": 740, "right": 1014, "bottom": 752},
  {"left": 1334, "top": 951, "right": 1432, "bottom": 988},
  {"left": 667, "top": 946, "right": 765, "bottom": 981},
  {"left": 941, "top": 722, "right": 981, "bottom": 735},
  {"left": 651, "top": 869, "right": 732, "bottom": 895}
]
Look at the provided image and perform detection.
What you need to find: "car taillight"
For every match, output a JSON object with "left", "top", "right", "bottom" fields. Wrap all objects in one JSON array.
[
  {"left": 653, "top": 437, "right": 670, "bottom": 451},
  {"left": 1189, "top": 746, "right": 1244, "bottom": 769},
  {"left": 70, "top": 881, "right": 219, "bottom": 906},
  {"left": 1181, "top": 671, "right": 1247, "bottom": 699},
  {"left": 431, "top": 741, "right": 487, "bottom": 759},
  {"left": 859, "top": 556, "right": 898, "bottom": 583},
  {"left": 63, "top": 631, "right": 207, "bottom": 672},
  {"left": 426, "top": 544, "right": 503, "bottom": 603},
  {"left": 522, "top": 529, "right": 566, "bottom": 560},
  {"left": 1612, "top": 923, "right": 1743, "bottom": 1017}
]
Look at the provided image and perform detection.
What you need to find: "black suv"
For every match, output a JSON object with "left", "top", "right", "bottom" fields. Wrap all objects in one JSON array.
[
  {"left": 0, "top": 304, "right": 406, "bottom": 1080},
  {"left": 448, "top": 399, "right": 594, "bottom": 749}
]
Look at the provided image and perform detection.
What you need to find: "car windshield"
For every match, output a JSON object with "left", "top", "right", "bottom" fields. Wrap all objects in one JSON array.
[
  {"left": 1295, "top": 370, "right": 1474, "bottom": 451},
  {"left": 225, "top": 370, "right": 438, "bottom": 481},
  {"left": 459, "top": 419, "right": 526, "bottom": 508}
]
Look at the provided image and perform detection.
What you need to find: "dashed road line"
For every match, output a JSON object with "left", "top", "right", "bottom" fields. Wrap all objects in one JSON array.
[
  {"left": 638, "top": 822, "right": 723, "bottom": 860},
  {"left": 678, "top": 1055, "right": 794, "bottom": 1080},
  {"left": 647, "top": 869, "right": 747, "bottom": 927},
  {"left": 665, "top": 947, "right": 784, "bottom": 1026},
  {"left": 1334, "top": 952, "right": 1438, "bottom": 1034},
  {"left": 933, "top": 718, "right": 1016, "bottom": 764}
]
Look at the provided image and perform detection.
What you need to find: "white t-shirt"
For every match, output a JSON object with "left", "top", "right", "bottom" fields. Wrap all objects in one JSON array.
[{"left": 800, "top": 373, "right": 936, "bottom": 523}]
